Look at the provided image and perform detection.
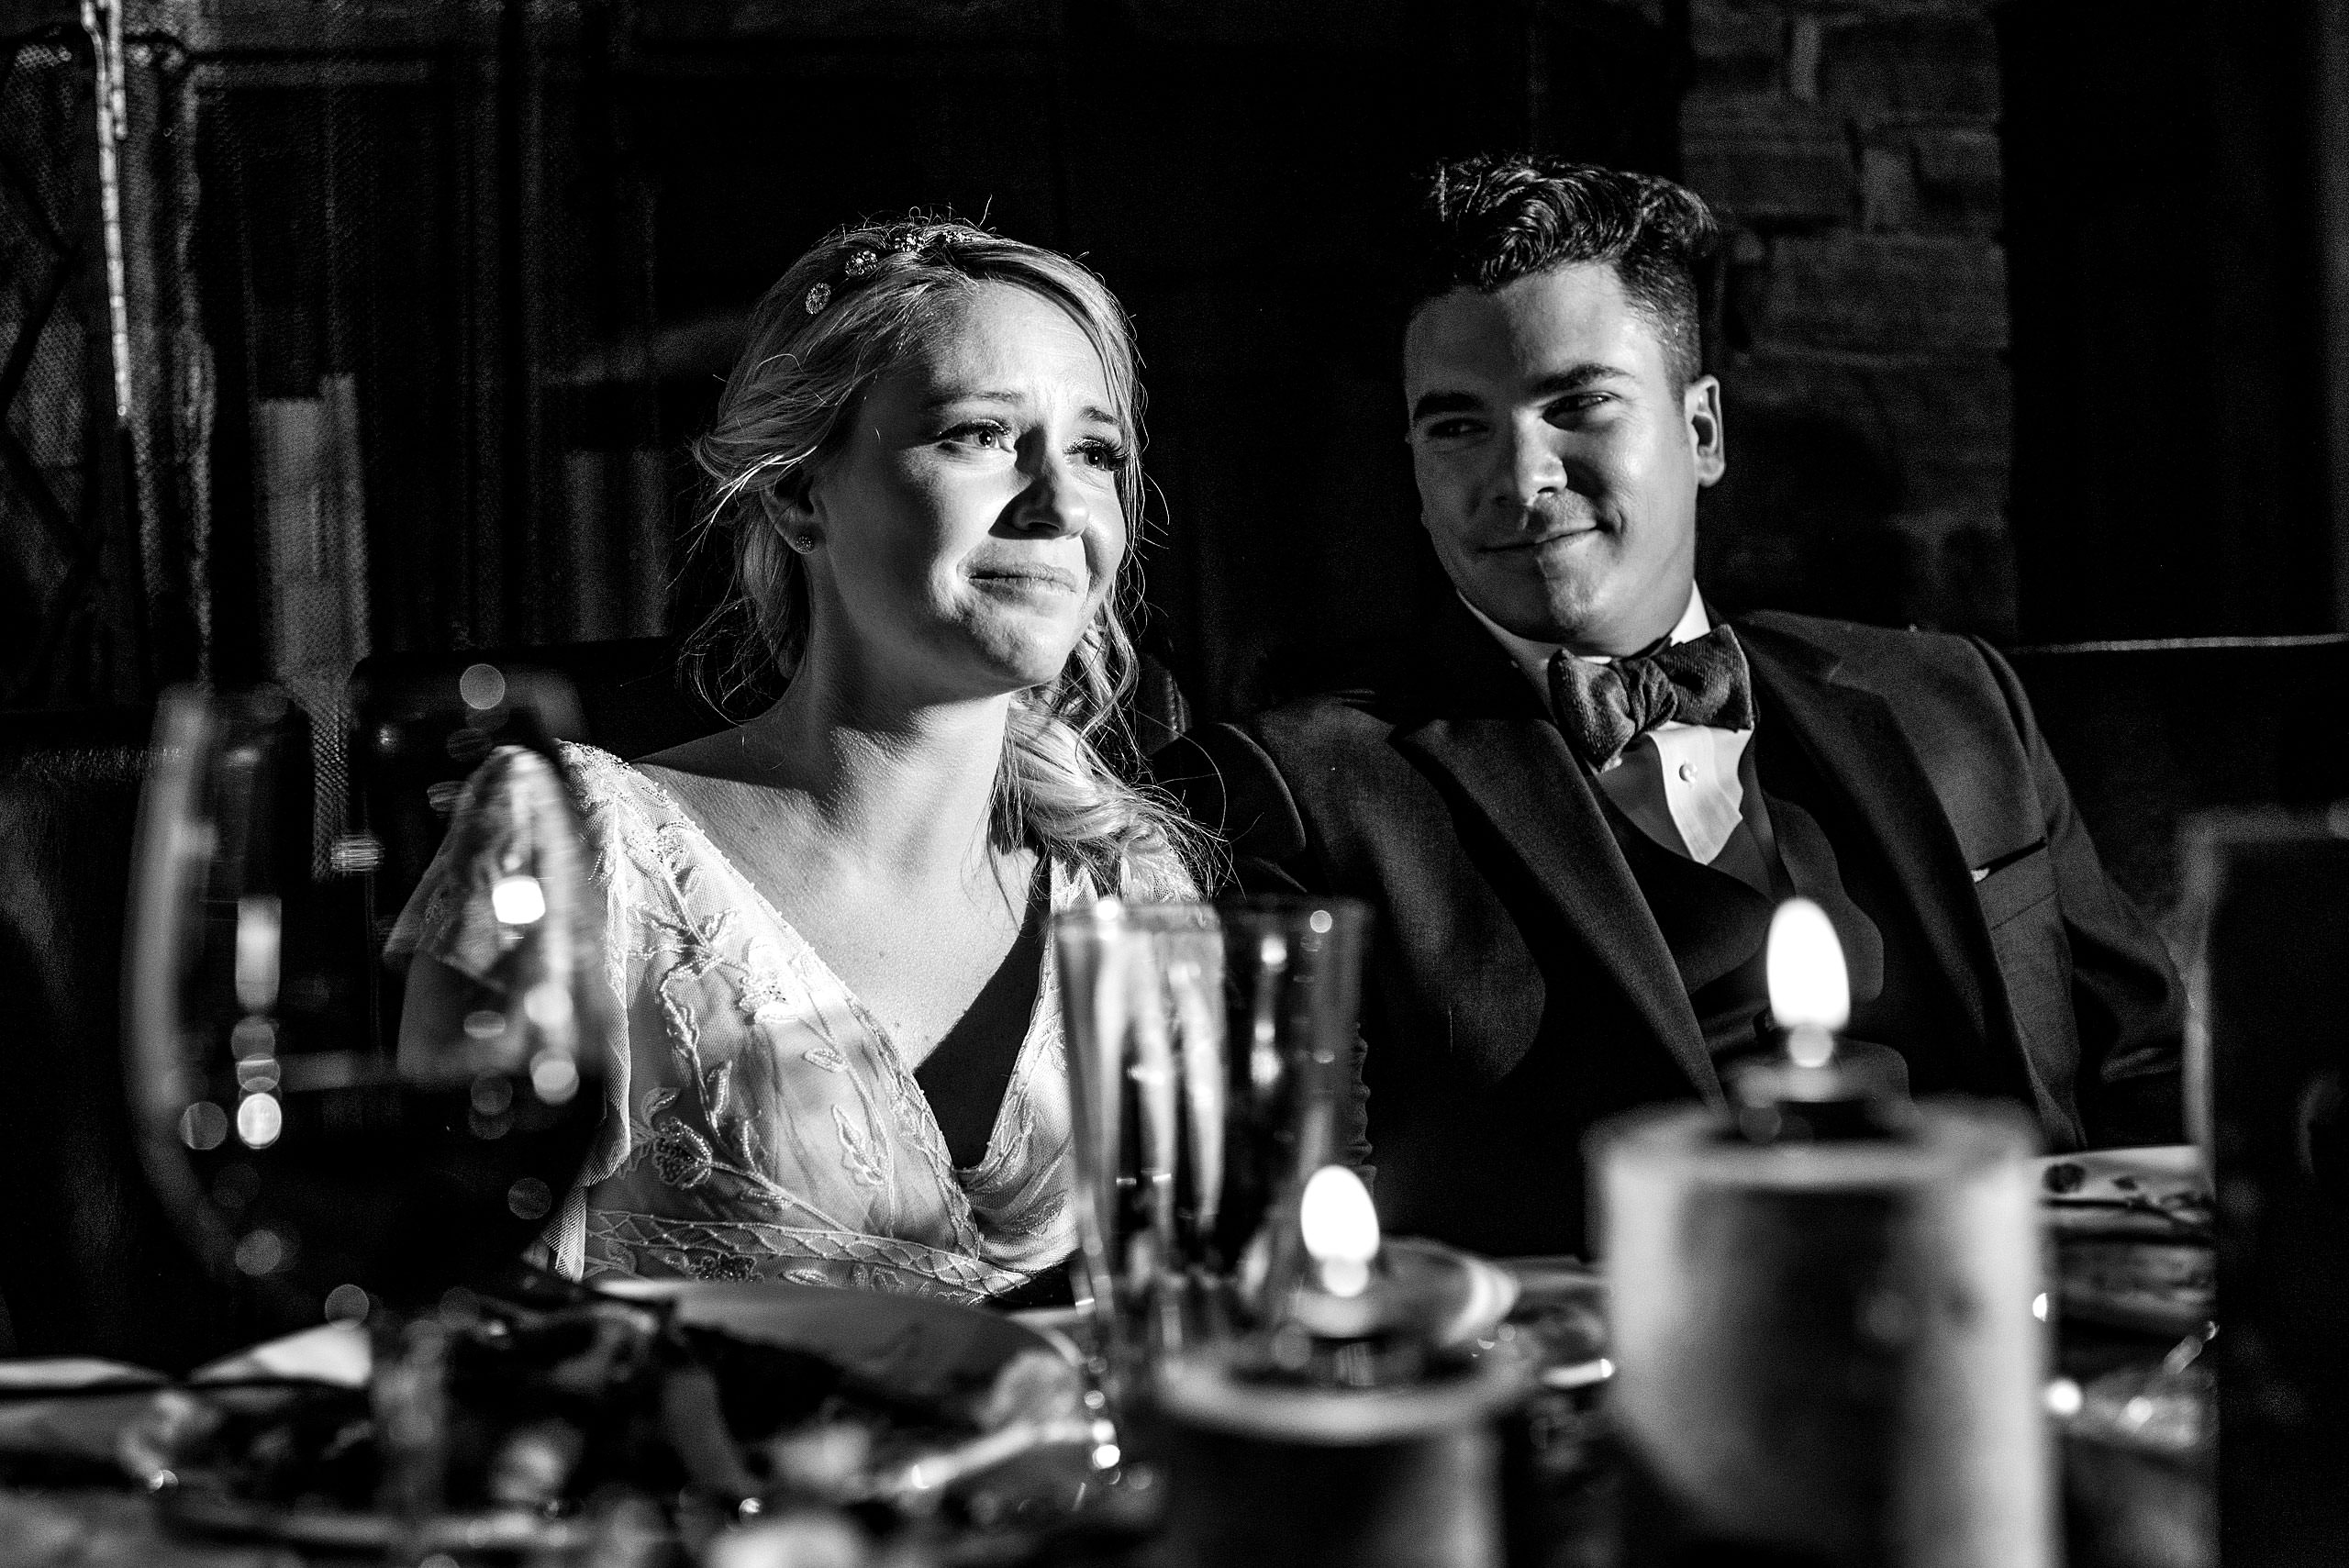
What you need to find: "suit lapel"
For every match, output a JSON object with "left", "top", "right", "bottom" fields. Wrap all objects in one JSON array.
[
  {"left": 1394, "top": 604, "right": 1722, "bottom": 1105},
  {"left": 1737, "top": 623, "right": 2012, "bottom": 1068}
]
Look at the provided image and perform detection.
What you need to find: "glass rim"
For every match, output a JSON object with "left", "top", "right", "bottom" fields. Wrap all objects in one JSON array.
[
  {"left": 1047, "top": 893, "right": 1370, "bottom": 936},
  {"left": 1048, "top": 897, "right": 1218, "bottom": 935},
  {"left": 1213, "top": 893, "right": 1370, "bottom": 929}
]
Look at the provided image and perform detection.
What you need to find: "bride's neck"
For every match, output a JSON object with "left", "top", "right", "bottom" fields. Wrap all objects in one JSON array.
[{"left": 740, "top": 658, "right": 1015, "bottom": 881}]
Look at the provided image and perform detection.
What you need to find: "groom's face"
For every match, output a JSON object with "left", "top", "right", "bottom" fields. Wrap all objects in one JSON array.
[{"left": 1404, "top": 261, "right": 1724, "bottom": 657}]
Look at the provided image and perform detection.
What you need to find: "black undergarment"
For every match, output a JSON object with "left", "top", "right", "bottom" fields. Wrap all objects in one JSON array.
[{"left": 913, "top": 864, "right": 1050, "bottom": 1170}]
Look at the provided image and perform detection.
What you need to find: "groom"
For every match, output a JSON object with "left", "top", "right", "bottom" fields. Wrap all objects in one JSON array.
[{"left": 1157, "top": 155, "right": 2182, "bottom": 1259}]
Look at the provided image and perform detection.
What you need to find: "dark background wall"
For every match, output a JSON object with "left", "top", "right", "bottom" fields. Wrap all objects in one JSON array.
[
  {"left": 1998, "top": 0, "right": 2341, "bottom": 641},
  {"left": 4, "top": 0, "right": 2347, "bottom": 721},
  {"left": 1687, "top": 0, "right": 2016, "bottom": 638}
]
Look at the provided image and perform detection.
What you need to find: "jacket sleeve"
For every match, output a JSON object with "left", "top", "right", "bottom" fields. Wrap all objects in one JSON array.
[
  {"left": 1973, "top": 639, "right": 2187, "bottom": 1146},
  {"left": 1150, "top": 722, "right": 1315, "bottom": 896},
  {"left": 1151, "top": 722, "right": 1375, "bottom": 1174}
]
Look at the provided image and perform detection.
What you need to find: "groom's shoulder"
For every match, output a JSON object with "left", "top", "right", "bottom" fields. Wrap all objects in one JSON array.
[
  {"left": 1732, "top": 608, "right": 2018, "bottom": 704},
  {"left": 1192, "top": 685, "right": 1414, "bottom": 794},
  {"left": 1729, "top": 610, "right": 2039, "bottom": 751},
  {"left": 1157, "top": 683, "right": 1418, "bottom": 812}
]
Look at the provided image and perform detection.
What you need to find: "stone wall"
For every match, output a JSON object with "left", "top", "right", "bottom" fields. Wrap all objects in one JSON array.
[{"left": 1678, "top": 0, "right": 2016, "bottom": 639}]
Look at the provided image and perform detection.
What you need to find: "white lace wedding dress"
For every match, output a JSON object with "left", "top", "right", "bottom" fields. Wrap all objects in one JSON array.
[{"left": 392, "top": 742, "right": 1084, "bottom": 1301}]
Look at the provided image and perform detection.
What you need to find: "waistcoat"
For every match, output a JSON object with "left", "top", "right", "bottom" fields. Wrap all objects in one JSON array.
[{"left": 1589, "top": 717, "right": 1972, "bottom": 1095}]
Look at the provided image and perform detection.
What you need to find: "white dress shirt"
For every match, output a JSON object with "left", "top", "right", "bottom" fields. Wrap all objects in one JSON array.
[{"left": 1465, "top": 584, "right": 1755, "bottom": 864}]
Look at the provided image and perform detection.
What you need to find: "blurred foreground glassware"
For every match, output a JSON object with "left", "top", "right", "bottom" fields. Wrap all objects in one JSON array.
[
  {"left": 123, "top": 684, "right": 606, "bottom": 1332},
  {"left": 1052, "top": 895, "right": 1368, "bottom": 1395}
]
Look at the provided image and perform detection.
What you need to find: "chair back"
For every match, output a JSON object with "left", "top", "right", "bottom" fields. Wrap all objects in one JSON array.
[{"left": 2006, "top": 635, "right": 2349, "bottom": 926}]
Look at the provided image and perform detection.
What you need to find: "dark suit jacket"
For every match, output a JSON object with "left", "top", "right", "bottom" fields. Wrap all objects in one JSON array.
[{"left": 1156, "top": 598, "right": 2185, "bottom": 1259}]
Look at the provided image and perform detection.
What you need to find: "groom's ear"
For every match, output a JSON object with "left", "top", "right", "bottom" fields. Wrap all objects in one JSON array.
[{"left": 1685, "top": 374, "right": 1726, "bottom": 487}]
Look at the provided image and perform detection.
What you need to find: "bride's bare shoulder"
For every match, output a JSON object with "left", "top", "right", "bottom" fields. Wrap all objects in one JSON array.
[
  {"left": 629, "top": 727, "right": 745, "bottom": 776},
  {"left": 624, "top": 730, "right": 814, "bottom": 851},
  {"left": 626, "top": 728, "right": 772, "bottom": 802}
]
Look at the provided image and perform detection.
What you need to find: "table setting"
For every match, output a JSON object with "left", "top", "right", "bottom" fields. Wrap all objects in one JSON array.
[
  {"left": 0, "top": 1172, "right": 2213, "bottom": 1568},
  {"left": 0, "top": 684, "right": 2241, "bottom": 1568}
]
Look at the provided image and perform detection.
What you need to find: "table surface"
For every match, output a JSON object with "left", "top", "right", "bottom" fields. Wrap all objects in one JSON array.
[
  {"left": 0, "top": 1285, "right": 2208, "bottom": 1568},
  {"left": 0, "top": 1488, "right": 297, "bottom": 1568}
]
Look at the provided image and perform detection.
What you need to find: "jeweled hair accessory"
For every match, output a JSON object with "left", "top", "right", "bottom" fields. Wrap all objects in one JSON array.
[{"left": 802, "top": 225, "right": 963, "bottom": 317}]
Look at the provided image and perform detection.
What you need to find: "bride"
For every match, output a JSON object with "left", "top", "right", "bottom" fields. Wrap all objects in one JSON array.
[{"left": 395, "top": 217, "right": 1202, "bottom": 1301}]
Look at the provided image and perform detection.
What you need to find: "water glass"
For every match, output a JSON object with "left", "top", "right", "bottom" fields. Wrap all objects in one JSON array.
[{"left": 1052, "top": 895, "right": 1369, "bottom": 1385}]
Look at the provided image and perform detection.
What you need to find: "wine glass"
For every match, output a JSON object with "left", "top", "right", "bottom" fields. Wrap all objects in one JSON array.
[{"left": 123, "top": 683, "right": 606, "bottom": 1336}]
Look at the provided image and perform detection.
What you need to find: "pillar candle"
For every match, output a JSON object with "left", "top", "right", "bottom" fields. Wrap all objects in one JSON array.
[{"left": 1596, "top": 1100, "right": 2050, "bottom": 1568}]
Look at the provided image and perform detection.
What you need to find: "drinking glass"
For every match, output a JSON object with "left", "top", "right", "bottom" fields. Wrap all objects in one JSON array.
[
  {"left": 123, "top": 684, "right": 606, "bottom": 1333},
  {"left": 1053, "top": 895, "right": 1369, "bottom": 1391}
]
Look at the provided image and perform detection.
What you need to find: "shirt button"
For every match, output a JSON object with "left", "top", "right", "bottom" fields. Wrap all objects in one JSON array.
[{"left": 1677, "top": 761, "right": 1697, "bottom": 782}]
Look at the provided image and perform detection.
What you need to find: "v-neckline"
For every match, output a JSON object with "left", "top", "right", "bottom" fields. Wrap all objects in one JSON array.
[{"left": 621, "top": 758, "right": 1056, "bottom": 1180}]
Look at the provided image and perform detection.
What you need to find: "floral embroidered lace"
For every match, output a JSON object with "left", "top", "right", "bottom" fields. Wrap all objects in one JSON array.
[{"left": 393, "top": 742, "right": 1080, "bottom": 1302}]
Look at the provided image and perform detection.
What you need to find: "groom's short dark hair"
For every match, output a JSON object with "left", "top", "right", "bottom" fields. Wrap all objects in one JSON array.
[{"left": 1408, "top": 155, "right": 1717, "bottom": 388}]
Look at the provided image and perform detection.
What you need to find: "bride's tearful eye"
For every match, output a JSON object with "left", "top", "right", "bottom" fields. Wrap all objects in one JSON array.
[
  {"left": 1074, "top": 437, "right": 1126, "bottom": 471},
  {"left": 939, "top": 418, "right": 1015, "bottom": 450}
]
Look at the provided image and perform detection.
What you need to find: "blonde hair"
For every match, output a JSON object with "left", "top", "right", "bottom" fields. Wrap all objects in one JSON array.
[{"left": 682, "top": 217, "right": 1204, "bottom": 899}]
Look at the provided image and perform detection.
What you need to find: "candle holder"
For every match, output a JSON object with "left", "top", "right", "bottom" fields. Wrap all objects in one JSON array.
[
  {"left": 1146, "top": 1158, "right": 1535, "bottom": 1566},
  {"left": 1153, "top": 1331, "right": 1532, "bottom": 1568},
  {"left": 1594, "top": 1100, "right": 2051, "bottom": 1567},
  {"left": 1727, "top": 1032, "right": 1920, "bottom": 1143},
  {"left": 1589, "top": 896, "right": 2054, "bottom": 1567}
]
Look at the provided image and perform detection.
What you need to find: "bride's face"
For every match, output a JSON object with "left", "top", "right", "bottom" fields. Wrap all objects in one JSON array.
[{"left": 796, "top": 281, "right": 1129, "bottom": 704}]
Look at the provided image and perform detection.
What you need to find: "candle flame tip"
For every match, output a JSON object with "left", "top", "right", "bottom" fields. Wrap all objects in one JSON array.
[
  {"left": 1765, "top": 897, "right": 1851, "bottom": 1034},
  {"left": 1299, "top": 1164, "right": 1380, "bottom": 1273}
]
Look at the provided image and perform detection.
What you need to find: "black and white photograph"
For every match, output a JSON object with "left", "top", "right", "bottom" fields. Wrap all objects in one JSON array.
[{"left": 0, "top": 1, "right": 2343, "bottom": 1562}]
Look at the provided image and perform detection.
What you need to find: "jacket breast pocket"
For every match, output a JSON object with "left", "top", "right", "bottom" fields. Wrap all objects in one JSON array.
[
  {"left": 1974, "top": 842, "right": 2083, "bottom": 1145},
  {"left": 1975, "top": 840, "right": 2055, "bottom": 929}
]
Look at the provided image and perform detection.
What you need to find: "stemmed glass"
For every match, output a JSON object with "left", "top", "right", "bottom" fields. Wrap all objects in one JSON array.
[{"left": 122, "top": 683, "right": 607, "bottom": 1334}]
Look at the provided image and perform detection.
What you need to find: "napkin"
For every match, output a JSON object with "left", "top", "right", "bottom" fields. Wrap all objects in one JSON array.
[
  {"left": 188, "top": 1323, "right": 368, "bottom": 1389},
  {"left": 0, "top": 1323, "right": 369, "bottom": 1482},
  {"left": 0, "top": 1368, "right": 169, "bottom": 1480}
]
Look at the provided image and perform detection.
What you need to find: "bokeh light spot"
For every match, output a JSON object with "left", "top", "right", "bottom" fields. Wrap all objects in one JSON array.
[
  {"left": 471, "top": 1075, "right": 514, "bottom": 1117},
  {"left": 507, "top": 1178, "right": 553, "bottom": 1220},
  {"left": 229, "top": 1015, "right": 276, "bottom": 1058},
  {"left": 457, "top": 663, "right": 507, "bottom": 711},
  {"left": 490, "top": 875, "right": 545, "bottom": 926},
  {"left": 234, "top": 1228, "right": 287, "bottom": 1276},
  {"left": 530, "top": 1052, "right": 580, "bottom": 1104},
  {"left": 522, "top": 982, "right": 573, "bottom": 1029},
  {"left": 236, "top": 1092, "right": 283, "bottom": 1150},
  {"left": 179, "top": 1101, "right": 228, "bottom": 1151}
]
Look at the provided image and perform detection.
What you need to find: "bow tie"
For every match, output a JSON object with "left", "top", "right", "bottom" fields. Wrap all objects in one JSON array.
[{"left": 1547, "top": 622, "right": 1755, "bottom": 771}]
